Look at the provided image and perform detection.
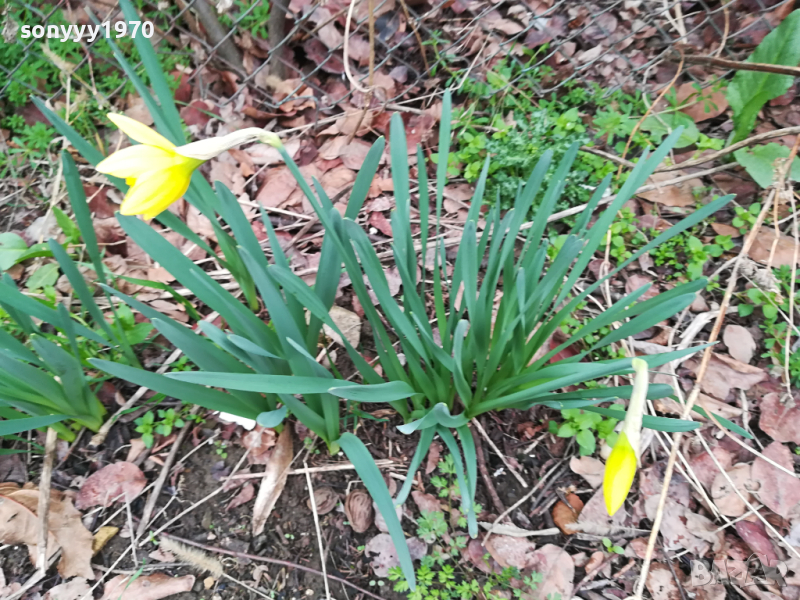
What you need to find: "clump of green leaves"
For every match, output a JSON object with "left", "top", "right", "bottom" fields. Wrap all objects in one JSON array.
[
  {"left": 135, "top": 407, "right": 190, "bottom": 448},
  {"left": 602, "top": 207, "right": 647, "bottom": 263},
  {"left": 219, "top": 0, "right": 271, "bottom": 39},
  {"left": 732, "top": 203, "right": 761, "bottom": 235},
  {"left": 549, "top": 407, "right": 619, "bottom": 455}
]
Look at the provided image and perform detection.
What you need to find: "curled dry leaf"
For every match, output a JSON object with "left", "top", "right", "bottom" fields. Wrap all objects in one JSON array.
[
  {"left": 241, "top": 426, "right": 278, "bottom": 465},
  {"left": 345, "top": 489, "right": 374, "bottom": 533},
  {"left": 685, "top": 352, "right": 766, "bottom": 400},
  {"left": 411, "top": 490, "right": 442, "bottom": 515},
  {"left": 226, "top": 481, "right": 255, "bottom": 510},
  {"left": 0, "top": 484, "right": 94, "bottom": 579},
  {"left": 100, "top": 573, "right": 195, "bottom": 600},
  {"left": 646, "top": 563, "right": 682, "bottom": 600},
  {"left": 484, "top": 535, "right": 537, "bottom": 569},
  {"left": 44, "top": 577, "right": 91, "bottom": 600},
  {"left": 552, "top": 493, "right": 584, "bottom": 535},
  {"left": 252, "top": 426, "right": 293, "bottom": 535},
  {"left": 759, "top": 392, "right": 800, "bottom": 444},
  {"left": 645, "top": 496, "right": 723, "bottom": 556},
  {"left": 525, "top": 545, "right": 575, "bottom": 600},
  {"left": 425, "top": 441, "right": 442, "bottom": 475},
  {"left": 365, "top": 533, "right": 426, "bottom": 577},
  {"left": 723, "top": 325, "right": 757, "bottom": 364},
  {"left": 711, "top": 463, "right": 754, "bottom": 517},
  {"left": 751, "top": 441, "right": 800, "bottom": 519},
  {"left": 307, "top": 486, "right": 339, "bottom": 515},
  {"left": 75, "top": 461, "right": 146, "bottom": 510},
  {"left": 569, "top": 456, "right": 604, "bottom": 489},
  {"left": 751, "top": 228, "right": 800, "bottom": 267},
  {"left": 638, "top": 172, "right": 703, "bottom": 207}
]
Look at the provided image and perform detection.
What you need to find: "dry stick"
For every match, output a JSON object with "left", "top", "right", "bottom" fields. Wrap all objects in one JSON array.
[
  {"left": 634, "top": 133, "right": 800, "bottom": 600},
  {"left": 714, "top": 1, "right": 731, "bottom": 58},
  {"left": 617, "top": 52, "right": 685, "bottom": 177},
  {"left": 784, "top": 184, "right": 798, "bottom": 399},
  {"left": 397, "top": 0, "right": 430, "bottom": 73},
  {"left": 304, "top": 461, "right": 332, "bottom": 600},
  {"left": 473, "top": 419, "right": 527, "bottom": 489},
  {"left": 160, "top": 532, "right": 385, "bottom": 600},
  {"left": 483, "top": 461, "right": 564, "bottom": 545},
  {"left": 471, "top": 425, "right": 505, "bottom": 514},
  {"left": 35, "top": 427, "right": 58, "bottom": 575},
  {"left": 225, "top": 458, "right": 399, "bottom": 479},
  {"left": 135, "top": 406, "right": 198, "bottom": 539},
  {"left": 676, "top": 52, "right": 800, "bottom": 78},
  {"left": 656, "top": 125, "right": 800, "bottom": 172}
]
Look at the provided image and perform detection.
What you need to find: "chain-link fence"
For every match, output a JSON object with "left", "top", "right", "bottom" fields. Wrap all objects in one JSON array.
[{"left": 0, "top": 0, "right": 796, "bottom": 138}]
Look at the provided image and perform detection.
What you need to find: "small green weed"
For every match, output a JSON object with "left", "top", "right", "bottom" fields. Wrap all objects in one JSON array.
[{"left": 549, "top": 408, "right": 619, "bottom": 455}]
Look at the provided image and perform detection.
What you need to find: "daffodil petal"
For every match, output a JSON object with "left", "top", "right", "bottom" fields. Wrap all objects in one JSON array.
[
  {"left": 107, "top": 113, "right": 176, "bottom": 150},
  {"left": 603, "top": 431, "right": 637, "bottom": 516},
  {"left": 96, "top": 144, "right": 179, "bottom": 178},
  {"left": 119, "top": 164, "right": 194, "bottom": 218}
]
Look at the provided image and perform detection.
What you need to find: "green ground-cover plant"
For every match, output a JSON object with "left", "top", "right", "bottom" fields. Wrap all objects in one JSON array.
[
  {"left": 737, "top": 265, "right": 800, "bottom": 385},
  {"left": 0, "top": 0, "right": 185, "bottom": 170},
  {"left": 549, "top": 407, "right": 620, "bottom": 456},
  {"left": 388, "top": 456, "right": 541, "bottom": 600},
  {"left": 168, "top": 93, "right": 752, "bottom": 587},
  {"left": 219, "top": 0, "right": 270, "bottom": 39}
]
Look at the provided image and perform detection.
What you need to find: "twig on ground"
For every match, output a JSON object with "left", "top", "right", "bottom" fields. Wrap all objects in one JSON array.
[
  {"left": 655, "top": 125, "right": 800, "bottom": 172},
  {"left": 483, "top": 461, "right": 563, "bottom": 545},
  {"left": 305, "top": 461, "right": 332, "bottom": 600},
  {"left": 160, "top": 532, "right": 385, "bottom": 600},
  {"left": 715, "top": 1, "right": 730, "bottom": 57},
  {"left": 135, "top": 406, "right": 198, "bottom": 538},
  {"left": 471, "top": 425, "right": 505, "bottom": 514},
  {"left": 675, "top": 52, "right": 800, "bottom": 77},
  {"left": 473, "top": 419, "right": 527, "bottom": 489},
  {"left": 225, "top": 458, "right": 399, "bottom": 479},
  {"left": 35, "top": 427, "right": 58, "bottom": 574},
  {"left": 634, "top": 133, "right": 800, "bottom": 599},
  {"left": 785, "top": 184, "right": 798, "bottom": 399}
]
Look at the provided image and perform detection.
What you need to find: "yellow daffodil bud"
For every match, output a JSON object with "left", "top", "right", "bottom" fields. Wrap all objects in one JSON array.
[
  {"left": 96, "top": 114, "right": 282, "bottom": 220},
  {"left": 603, "top": 357, "right": 649, "bottom": 516}
]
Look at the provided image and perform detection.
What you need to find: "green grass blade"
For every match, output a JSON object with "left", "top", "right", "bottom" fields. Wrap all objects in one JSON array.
[
  {"left": 394, "top": 428, "right": 435, "bottom": 506},
  {"left": 0, "top": 414, "right": 68, "bottom": 437}
]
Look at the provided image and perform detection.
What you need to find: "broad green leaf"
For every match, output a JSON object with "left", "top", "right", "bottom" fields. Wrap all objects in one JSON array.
[
  {"left": 727, "top": 10, "right": 800, "bottom": 142},
  {"left": 26, "top": 263, "right": 59, "bottom": 291},
  {"left": 734, "top": 143, "right": 800, "bottom": 188},
  {"left": 0, "top": 233, "right": 27, "bottom": 270},
  {"left": 641, "top": 113, "right": 699, "bottom": 148}
]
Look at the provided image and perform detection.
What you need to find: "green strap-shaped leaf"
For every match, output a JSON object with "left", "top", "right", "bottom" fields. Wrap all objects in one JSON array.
[
  {"left": 338, "top": 433, "right": 416, "bottom": 589},
  {"left": 397, "top": 404, "right": 469, "bottom": 434},
  {"left": 0, "top": 414, "right": 68, "bottom": 437},
  {"left": 394, "top": 427, "right": 436, "bottom": 506}
]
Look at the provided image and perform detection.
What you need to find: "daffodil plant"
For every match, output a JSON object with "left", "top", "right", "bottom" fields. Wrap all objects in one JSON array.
[
  {"left": 603, "top": 357, "right": 648, "bottom": 516},
  {"left": 96, "top": 114, "right": 280, "bottom": 219}
]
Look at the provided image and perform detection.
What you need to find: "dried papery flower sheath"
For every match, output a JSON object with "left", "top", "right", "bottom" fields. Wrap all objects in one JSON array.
[
  {"left": 603, "top": 357, "right": 649, "bottom": 516},
  {"left": 96, "top": 114, "right": 280, "bottom": 219}
]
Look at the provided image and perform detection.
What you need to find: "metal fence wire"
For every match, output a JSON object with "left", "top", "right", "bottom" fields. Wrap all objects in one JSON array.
[{"left": 0, "top": 0, "right": 795, "bottom": 130}]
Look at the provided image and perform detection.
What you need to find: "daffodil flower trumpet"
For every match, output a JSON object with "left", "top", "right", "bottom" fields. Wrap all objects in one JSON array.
[
  {"left": 603, "top": 357, "right": 649, "bottom": 516},
  {"left": 96, "top": 114, "right": 281, "bottom": 219}
]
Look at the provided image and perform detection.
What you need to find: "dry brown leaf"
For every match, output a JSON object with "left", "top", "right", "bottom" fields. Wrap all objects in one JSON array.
[
  {"left": 0, "top": 485, "right": 94, "bottom": 579},
  {"left": 425, "top": 442, "right": 442, "bottom": 475},
  {"left": 637, "top": 172, "right": 703, "bottom": 207},
  {"left": 226, "top": 481, "right": 255, "bottom": 510},
  {"left": 646, "top": 563, "right": 682, "bottom": 600},
  {"left": 735, "top": 520, "right": 778, "bottom": 563},
  {"left": 340, "top": 139, "right": 372, "bottom": 170},
  {"left": 368, "top": 211, "right": 393, "bottom": 236},
  {"left": 759, "top": 392, "right": 800, "bottom": 443},
  {"left": 751, "top": 441, "right": 800, "bottom": 519},
  {"left": 252, "top": 425, "right": 293, "bottom": 535},
  {"left": 523, "top": 545, "right": 575, "bottom": 600},
  {"left": 552, "top": 493, "right": 583, "bottom": 535},
  {"left": 484, "top": 535, "right": 537, "bottom": 569},
  {"left": 686, "top": 352, "right": 766, "bottom": 400},
  {"left": 0, "top": 454, "right": 26, "bottom": 484},
  {"left": 750, "top": 228, "right": 800, "bottom": 267},
  {"left": 318, "top": 136, "right": 349, "bottom": 161},
  {"left": 625, "top": 273, "right": 659, "bottom": 299},
  {"left": 100, "top": 573, "right": 195, "bottom": 600},
  {"left": 307, "top": 486, "right": 339, "bottom": 515},
  {"left": 324, "top": 306, "right": 361, "bottom": 348},
  {"left": 241, "top": 426, "right": 277, "bottom": 465},
  {"left": 256, "top": 166, "right": 298, "bottom": 208},
  {"left": 411, "top": 491, "right": 442, "bottom": 515},
  {"left": 319, "top": 166, "right": 356, "bottom": 199},
  {"left": 569, "top": 456, "right": 604, "bottom": 489},
  {"left": 673, "top": 82, "right": 729, "bottom": 123},
  {"left": 75, "top": 462, "right": 146, "bottom": 510},
  {"left": 44, "top": 577, "right": 91, "bottom": 600},
  {"left": 373, "top": 500, "right": 402, "bottom": 534},
  {"left": 645, "top": 496, "right": 723, "bottom": 555},
  {"left": 710, "top": 464, "right": 753, "bottom": 517},
  {"left": 365, "top": 534, "right": 426, "bottom": 577},
  {"left": 345, "top": 489, "right": 374, "bottom": 533},
  {"left": 711, "top": 222, "right": 742, "bottom": 238},
  {"left": 722, "top": 324, "right": 757, "bottom": 364}
]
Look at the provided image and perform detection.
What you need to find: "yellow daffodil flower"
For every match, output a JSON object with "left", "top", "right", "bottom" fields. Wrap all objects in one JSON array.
[
  {"left": 96, "top": 114, "right": 281, "bottom": 219},
  {"left": 603, "top": 357, "right": 649, "bottom": 516}
]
